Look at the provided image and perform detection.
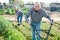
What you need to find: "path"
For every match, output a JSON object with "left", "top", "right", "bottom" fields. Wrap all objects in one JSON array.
[{"left": 1, "top": 15, "right": 60, "bottom": 22}]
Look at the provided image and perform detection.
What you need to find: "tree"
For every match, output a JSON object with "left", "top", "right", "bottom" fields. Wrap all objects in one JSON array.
[{"left": 20, "top": 0, "right": 24, "bottom": 7}]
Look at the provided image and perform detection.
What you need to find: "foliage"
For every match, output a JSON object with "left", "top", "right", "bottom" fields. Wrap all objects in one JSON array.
[
  {"left": 0, "top": 16, "right": 26, "bottom": 40},
  {"left": 0, "top": 9, "right": 4, "bottom": 15},
  {"left": 22, "top": 7, "right": 29, "bottom": 15},
  {"left": 5, "top": 8, "right": 15, "bottom": 15},
  {"left": 0, "top": 16, "right": 60, "bottom": 40},
  {"left": 13, "top": 21, "right": 60, "bottom": 40}
]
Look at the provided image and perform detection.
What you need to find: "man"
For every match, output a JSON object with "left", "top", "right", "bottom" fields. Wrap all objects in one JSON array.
[
  {"left": 14, "top": 6, "right": 23, "bottom": 25},
  {"left": 25, "top": 3, "right": 53, "bottom": 40}
]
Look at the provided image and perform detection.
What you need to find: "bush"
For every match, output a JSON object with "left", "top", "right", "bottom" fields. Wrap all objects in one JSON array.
[
  {"left": 22, "top": 7, "right": 29, "bottom": 15},
  {"left": 5, "top": 8, "right": 15, "bottom": 15},
  {"left": 0, "top": 16, "right": 26, "bottom": 40},
  {"left": 0, "top": 9, "right": 4, "bottom": 15},
  {"left": 22, "top": 11, "right": 28, "bottom": 15}
]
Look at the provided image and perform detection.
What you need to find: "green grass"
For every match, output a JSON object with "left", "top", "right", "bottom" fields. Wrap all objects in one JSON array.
[
  {"left": 0, "top": 16, "right": 26, "bottom": 40},
  {"left": 0, "top": 16, "right": 60, "bottom": 40},
  {"left": 42, "top": 21, "right": 60, "bottom": 40},
  {"left": 12, "top": 22, "right": 32, "bottom": 40},
  {"left": 12, "top": 21, "right": 60, "bottom": 40},
  {"left": 0, "top": 9, "right": 4, "bottom": 15}
]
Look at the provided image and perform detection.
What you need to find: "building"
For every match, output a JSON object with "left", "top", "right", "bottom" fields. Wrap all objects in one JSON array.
[{"left": 50, "top": 3, "right": 60, "bottom": 12}]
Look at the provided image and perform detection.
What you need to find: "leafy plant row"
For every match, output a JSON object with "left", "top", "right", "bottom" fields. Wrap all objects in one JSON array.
[{"left": 0, "top": 16, "right": 26, "bottom": 40}]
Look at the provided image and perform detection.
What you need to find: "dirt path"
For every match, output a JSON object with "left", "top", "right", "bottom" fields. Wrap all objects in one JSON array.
[{"left": 1, "top": 15, "right": 60, "bottom": 22}]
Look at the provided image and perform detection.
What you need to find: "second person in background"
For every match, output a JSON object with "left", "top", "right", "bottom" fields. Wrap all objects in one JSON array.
[{"left": 14, "top": 6, "right": 23, "bottom": 26}]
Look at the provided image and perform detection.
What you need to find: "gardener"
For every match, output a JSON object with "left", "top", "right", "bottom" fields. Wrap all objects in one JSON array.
[
  {"left": 14, "top": 6, "right": 23, "bottom": 25},
  {"left": 25, "top": 3, "right": 53, "bottom": 40}
]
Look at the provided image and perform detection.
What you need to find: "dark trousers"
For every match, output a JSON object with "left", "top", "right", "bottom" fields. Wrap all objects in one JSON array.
[{"left": 17, "top": 15, "right": 23, "bottom": 24}]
